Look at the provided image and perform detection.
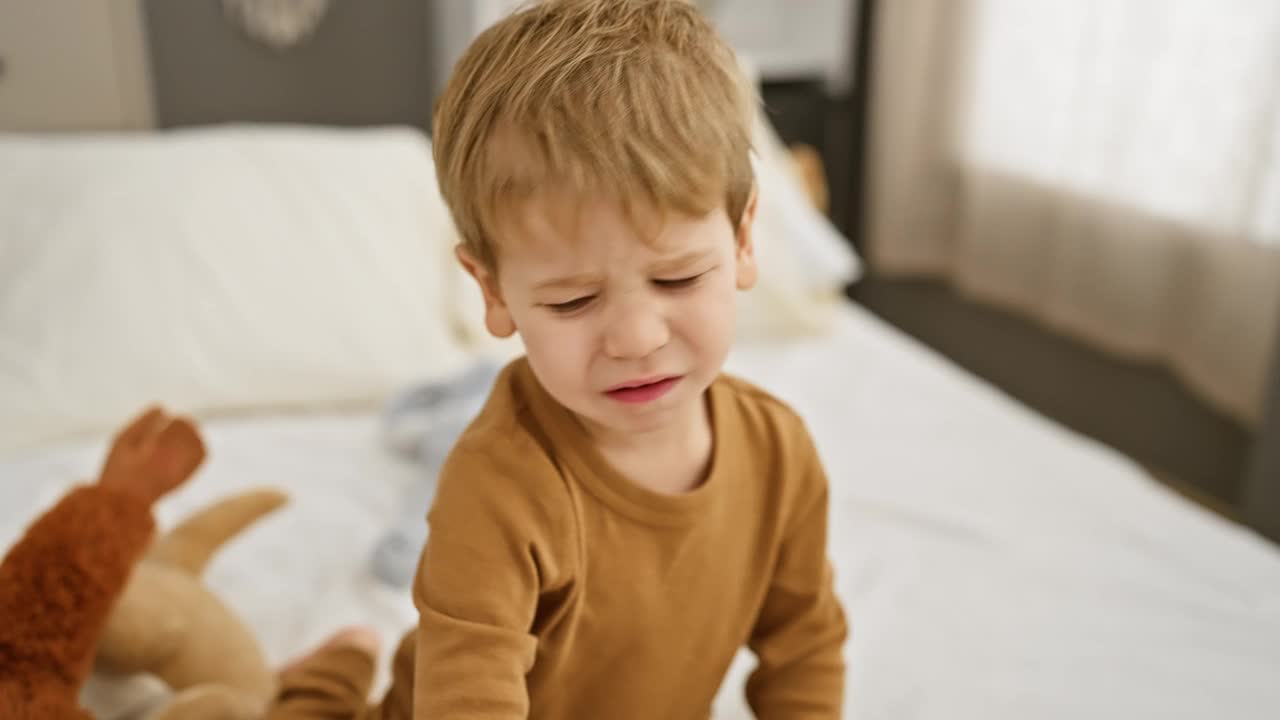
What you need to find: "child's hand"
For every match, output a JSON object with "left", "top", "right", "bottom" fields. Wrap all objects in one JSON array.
[{"left": 99, "top": 406, "right": 206, "bottom": 505}]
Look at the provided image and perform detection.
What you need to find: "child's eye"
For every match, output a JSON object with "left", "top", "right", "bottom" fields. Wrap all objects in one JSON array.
[
  {"left": 546, "top": 296, "right": 596, "bottom": 314},
  {"left": 654, "top": 272, "right": 706, "bottom": 289}
]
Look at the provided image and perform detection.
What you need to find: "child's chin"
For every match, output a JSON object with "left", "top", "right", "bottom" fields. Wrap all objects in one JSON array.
[{"left": 607, "top": 395, "right": 697, "bottom": 427}]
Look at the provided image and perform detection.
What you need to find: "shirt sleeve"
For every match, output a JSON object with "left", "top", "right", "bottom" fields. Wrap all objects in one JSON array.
[
  {"left": 746, "top": 426, "right": 848, "bottom": 719},
  {"left": 413, "top": 443, "right": 572, "bottom": 719}
]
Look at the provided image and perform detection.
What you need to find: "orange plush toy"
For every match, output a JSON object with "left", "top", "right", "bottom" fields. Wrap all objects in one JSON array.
[{"left": 0, "top": 408, "right": 205, "bottom": 720}]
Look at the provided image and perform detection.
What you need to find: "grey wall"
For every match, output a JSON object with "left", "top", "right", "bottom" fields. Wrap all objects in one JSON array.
[
  {"left": 144, "top": 0, "right": 434, "bottom": 128},
  {"left": 0, "top": 0, "right": 152, "bottom": 130}
]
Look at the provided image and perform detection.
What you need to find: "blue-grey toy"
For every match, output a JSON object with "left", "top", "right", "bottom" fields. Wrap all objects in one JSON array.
[{"left": 370, "top": 360, "right": 502, "bottom": 587}]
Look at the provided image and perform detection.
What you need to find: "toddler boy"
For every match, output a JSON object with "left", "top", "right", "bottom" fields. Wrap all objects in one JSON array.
[{"left": 418, "top": 1, "right": 847, "bottom": 717}]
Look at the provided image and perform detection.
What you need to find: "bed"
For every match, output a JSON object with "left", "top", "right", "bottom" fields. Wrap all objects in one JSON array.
[
  {"left": 2, "top": 5, "right": 1280, "bottom": 718},
  {"left": 4, "top": 296, "right": 1279, "bottom": 718},
  {"left": 1, "top": 129, "right": 1279, "bottom": 720}
]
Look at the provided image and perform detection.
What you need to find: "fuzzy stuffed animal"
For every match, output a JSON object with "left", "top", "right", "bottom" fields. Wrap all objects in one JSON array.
[
  {"left": 0, "top": 407, "right": 204, "bottom": 720},
  {"left": 0, "top": 405, "right": 402, "bottom": 720},
  {"left": 0, "top": 406, "right": 290, "bottom": 720}
]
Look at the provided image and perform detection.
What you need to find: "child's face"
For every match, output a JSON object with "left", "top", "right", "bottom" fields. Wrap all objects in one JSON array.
[{"left": 459, "top": 195, "right": 757, "bottom": 439}]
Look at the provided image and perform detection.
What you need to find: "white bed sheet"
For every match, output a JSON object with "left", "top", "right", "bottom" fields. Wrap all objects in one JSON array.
[{"left": 3, "top": 301, "right": 1279, "bottom": 719}]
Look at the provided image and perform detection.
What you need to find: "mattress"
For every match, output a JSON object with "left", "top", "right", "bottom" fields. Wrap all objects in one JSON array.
[{"left": 3, "top": 301, "right": 1279, "bottom": 719}]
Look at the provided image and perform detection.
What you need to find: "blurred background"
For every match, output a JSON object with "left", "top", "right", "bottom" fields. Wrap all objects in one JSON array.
[
  {"left": 5, "top": 0, "right": 1273, "bottom": 528},
  {"left": 2, "top": 2, "right": 1280, "bottom": 717}
]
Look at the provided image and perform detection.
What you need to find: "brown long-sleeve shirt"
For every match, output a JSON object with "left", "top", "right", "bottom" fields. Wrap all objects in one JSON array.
[{"left": 413, "top": 358, "right": 846, "bottom": 719}]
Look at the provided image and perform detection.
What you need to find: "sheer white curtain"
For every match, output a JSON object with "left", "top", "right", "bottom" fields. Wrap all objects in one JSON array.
[{"left": 867, "top": 0, "right": 1280, "bottom": 425}]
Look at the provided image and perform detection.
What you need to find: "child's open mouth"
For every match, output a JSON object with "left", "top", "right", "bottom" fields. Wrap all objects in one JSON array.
[{"left": 604, "top": 376, "right": 681, "bottom": 404}]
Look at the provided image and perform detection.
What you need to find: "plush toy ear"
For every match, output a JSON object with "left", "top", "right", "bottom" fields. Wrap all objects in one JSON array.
[
  {"left": 146, "top": 490, "right": 287, "bottom": 576},
  {"left": 100, "top": 408, "right": 205, "bottom": 505}
]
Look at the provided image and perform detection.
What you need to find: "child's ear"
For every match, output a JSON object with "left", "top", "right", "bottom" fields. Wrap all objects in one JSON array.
[
  {"left": 734, "top": 187, "right": 759, "bottom": 291},
  {"left": 455, "top": 246, "right": 517, "bottom": 338}
]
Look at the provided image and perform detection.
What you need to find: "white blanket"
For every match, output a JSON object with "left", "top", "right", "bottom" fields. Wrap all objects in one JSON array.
[{"left": 3, "top": 302, "right": 1278, "bottom": 719}]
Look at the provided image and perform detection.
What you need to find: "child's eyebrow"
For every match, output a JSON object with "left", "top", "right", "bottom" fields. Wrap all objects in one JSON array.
[
  {"left": 533, "top": 273, "right": 602, "bottom": 292},
  {"left": 532, "top": 250, "right": 715, "bottom": 291},
  {"left": 650, "top": 249, "right": 715, "bottom": 275}
]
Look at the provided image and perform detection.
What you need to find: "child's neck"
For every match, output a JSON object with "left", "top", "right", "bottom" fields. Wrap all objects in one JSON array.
[{"left": 588, "top": 394, "right": 713, "bottom": 496}]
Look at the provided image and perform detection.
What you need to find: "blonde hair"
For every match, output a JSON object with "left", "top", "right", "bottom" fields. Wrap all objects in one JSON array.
[{"left": 433, "top": 0, "right": 756, "bottom": 270}]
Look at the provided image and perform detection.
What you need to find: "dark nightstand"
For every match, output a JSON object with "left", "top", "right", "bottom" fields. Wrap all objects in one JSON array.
[
  {"left": 1243, "top": 332, "right": 1280, "bottom": 541},
  {"left": 759, "top": 79, "right": 855, "bottom": 237}
]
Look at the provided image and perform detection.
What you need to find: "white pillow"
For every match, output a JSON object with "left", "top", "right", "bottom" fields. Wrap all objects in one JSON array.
[
  {"left": 0, "top": 125, "right": 469, "bottom": 456},
  {"left": 719, "top": 56, "right": 863, "bottom": 339},
  {"left": 737, "top": 104, "right": 863, "bottom": 339}
]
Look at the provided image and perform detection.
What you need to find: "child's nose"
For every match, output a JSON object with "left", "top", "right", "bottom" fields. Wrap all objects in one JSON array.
[{"left": 603, "top": 299, "right": 669, "bottom": 360}]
